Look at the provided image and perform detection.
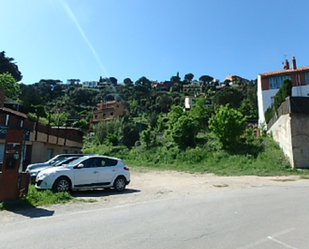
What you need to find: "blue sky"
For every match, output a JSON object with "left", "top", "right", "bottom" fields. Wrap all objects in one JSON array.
[{"left": 2, "top": 0, "right": 309, "bottom": 84}]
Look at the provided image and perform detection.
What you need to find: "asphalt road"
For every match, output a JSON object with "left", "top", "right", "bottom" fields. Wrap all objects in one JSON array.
[{"left": 1, "top": 181, "right": 309, "bottom": 249}]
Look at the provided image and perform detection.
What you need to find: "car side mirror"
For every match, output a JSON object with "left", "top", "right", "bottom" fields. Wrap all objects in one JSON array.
[{"left": 77, "top": 163, "right": 84, "bottom": 168}]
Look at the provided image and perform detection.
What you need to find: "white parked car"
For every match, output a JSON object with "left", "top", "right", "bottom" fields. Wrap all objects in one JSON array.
[{"left": 35, "top": 155, "right": 130, "bottom": 192}]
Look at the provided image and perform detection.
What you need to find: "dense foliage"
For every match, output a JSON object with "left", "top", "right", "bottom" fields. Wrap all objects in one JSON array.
[
  {"left": 0, "top": 72, "right": 20, "bottom": 99},
  {"left": 0, "top": 51, "right": 22, "bottom": 82},
  {"left": 209, "top": 104, "right": 247, "bottom": 149}
]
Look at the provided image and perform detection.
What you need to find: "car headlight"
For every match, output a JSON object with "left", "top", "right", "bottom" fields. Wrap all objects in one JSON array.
[
  {"left": 37, "top": 171, "right": 52, "bottom": 179},
  {"left": 30, "top": 172, "right": 38, "bottom": 177}
]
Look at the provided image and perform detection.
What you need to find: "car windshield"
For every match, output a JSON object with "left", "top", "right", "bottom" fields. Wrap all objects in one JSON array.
[
  {"left": 49, "top": 156, "right": 66, "bottom": 165},
  {"left": 52, "top": 157, "right": 78, "bottom": 167},
  {"left": 50, "top": 158, "right": 68, "bottom": 167},
  {"left": 66, "top": 156, "right": 87, "bottom": 167}
]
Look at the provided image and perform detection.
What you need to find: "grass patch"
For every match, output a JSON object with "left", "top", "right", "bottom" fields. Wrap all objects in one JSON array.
[
  {"left": 0, "top": 185, "right": 99, "bottom": 211},
  {"left": 0, "top": 185, "right": 73, "bottom": 211},
  {"left": 114, "top": 137, "right": 309, "bottom": 177}
]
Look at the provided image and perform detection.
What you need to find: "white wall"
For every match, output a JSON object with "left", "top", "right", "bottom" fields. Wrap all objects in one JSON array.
[
  {"left": 268, "top": 114, "right": 294, "bottom": 167},
  {"left": 257, "top": 75, "right": 309, "bottom": 126}
]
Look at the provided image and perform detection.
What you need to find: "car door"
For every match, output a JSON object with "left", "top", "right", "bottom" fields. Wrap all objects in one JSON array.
[
  {"left": 97, "top": 158, "right": 119, "bottom": 186},
  {"left": 73, "top": 158, "right": 100, "bottom": 187}
]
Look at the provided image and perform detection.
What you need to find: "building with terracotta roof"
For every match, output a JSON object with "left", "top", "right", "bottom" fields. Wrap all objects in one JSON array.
[
  {"left": 90, "top": 100, "right": 129, "bottom": 125},
  {"left": 0, "top": 90, "right": 83, "bottom": 168},
  {"left": 257, "top": 57, "right": 309, "bottom": 125},
  {"left": 224, "top": 74, "right": 250, "bottom": 84}
]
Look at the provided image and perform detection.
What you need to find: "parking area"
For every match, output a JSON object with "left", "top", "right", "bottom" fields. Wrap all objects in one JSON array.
[{"left": 70, "top": 168, "right": 307, "bottom": 206}]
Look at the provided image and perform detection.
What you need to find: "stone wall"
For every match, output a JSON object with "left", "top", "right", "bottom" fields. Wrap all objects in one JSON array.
[{"left": 268, "top": 97, "right": 309, "bottom": 169}]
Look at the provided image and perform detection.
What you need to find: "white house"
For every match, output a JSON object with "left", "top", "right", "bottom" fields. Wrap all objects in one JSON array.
[
  {"left": 82, "top": 81, "right": 99, "bottom": 88},
  {"left": 257, "top": 57, "right": 309, "bottom": 126}
]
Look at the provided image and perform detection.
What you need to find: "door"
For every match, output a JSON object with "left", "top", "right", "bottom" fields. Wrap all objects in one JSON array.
[
  {"left": 97, "top": 158, "right": 119, "bottom": 185},
  {"left": 73, "top": 158, "right": 100, "bottom": 187}
]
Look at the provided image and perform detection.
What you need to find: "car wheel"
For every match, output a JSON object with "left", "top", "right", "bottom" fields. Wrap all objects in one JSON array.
[
  {"left": 114, "top": 177, "right": 126, "bottom": 192},
  {"left": 53, "top": 177, "right": 71, "bottom": 192}
]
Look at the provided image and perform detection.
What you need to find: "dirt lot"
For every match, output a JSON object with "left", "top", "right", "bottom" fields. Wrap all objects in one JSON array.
[{"left": 71, "top": 168, "right": 309, "bottom": 206}]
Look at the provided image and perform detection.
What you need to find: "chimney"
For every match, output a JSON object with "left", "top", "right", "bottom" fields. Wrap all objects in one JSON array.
[
  {"left": 292, "top": 56, "right": 297, "bottom": 70},
  {"left": 283, "top": 59, "right": 290, "bottom": 70}
]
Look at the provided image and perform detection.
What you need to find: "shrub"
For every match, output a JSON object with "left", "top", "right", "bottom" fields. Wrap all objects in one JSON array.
[{"left": 209, "top": 104, "right": 246, "bottom": 149}]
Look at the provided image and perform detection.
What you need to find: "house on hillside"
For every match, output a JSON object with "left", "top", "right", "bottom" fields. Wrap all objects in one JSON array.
[
  {"left": 183, "top": 80, "right": 203, "bottom": 95},
  {"left": 154, "top": 81, "right": 174, "bottom": 91},
  {"left": 90, "top": 100, "right": 129, "bottom": 125},
  {"left": 224, "top": 74, "right": 250, "bottom": 85},
  {"left": 257, "top": 57, "right": 309, "bottom": 125},
  {"left": 82, "top": 81, "right": 99, "bottom": 88}
]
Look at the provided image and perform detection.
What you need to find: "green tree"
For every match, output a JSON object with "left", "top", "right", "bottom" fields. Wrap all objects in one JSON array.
[
  {"left": 0, "top": 72, "right": 20, "bottom": 99},
  {"left": 240, "top": 79, "right": 258, "bottom": 117},
  {"left": 119, "top": 120, "right": 139, "bottom": 148},
  {"left": 135, "top": 76, "right": 151, "bottom": 89},
  {"left": 19, "top": 83, "right": 42, "bottom": 113},
  {"left": 170, "top": 72, "right": 181, "bottom": 83},
  {"left": 70, "top": 87, "right": 97, "bottom": 106},
  {"left": 124, "top": 78, "right": 134, "bottom": 87},
  {"left": 109, "top": 77, "right": 118, "bottom": 85},
  {"left": 199, "top": 75, "right": 214, "bottom": 85},
  {"left": 171, "top": 115, "right": 199, "bottom": 149},
  {"left": 50, "top": 112, "right": 69, "bottom": 127},
  {"left": 212, "top": 87, "right": 243, "bottom": 109},
  {"left": 34, "top": 79, "right": 63, "bottom": 104},
  {"left": 274, "top": 78, "right": 292, "bottom": 110},
  {"left": 184, "top": 73, "right": 194, "bottom": 84},
  {"left": 156, "top": 94, "right": 173, "bottom": 113},
  {"left": 167, "top": 105, "right": 185, "bottom": 129},
  {"left": 189, "top": 98, "right": 211, "bottom": 131},
  {"left": 140, "top": 127, "right": 156, "bottom": 148},
  {"left": 105, "top": 132, "right": 119, "bottom": 146},
  {"left": 239, "top": 98, "right": 258, "bottom": 119},
  {"left": 209, "top": 104, "right": 246, "bottom": 149},
  {"left": 0, "top": 51, "right": 22, "bottom": 82}
]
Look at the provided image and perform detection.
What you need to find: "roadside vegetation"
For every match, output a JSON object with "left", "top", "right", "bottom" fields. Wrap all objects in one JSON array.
[
  {"left": 83, "top": 135, "right": 305, "bottom": 177},
  {"left": 0, "top": 185, "right": 97, "bottom": 211},
  {"left": 1, "top": 51, "right": 308, "bottom": 211},
  {"left": 0, "top": 185, "right": 73, "bottom": 210}
]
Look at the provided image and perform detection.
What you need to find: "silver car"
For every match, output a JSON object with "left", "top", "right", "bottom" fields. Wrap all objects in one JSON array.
[{"left": 26, "top": 154, "right": 86, "bottom": 172}]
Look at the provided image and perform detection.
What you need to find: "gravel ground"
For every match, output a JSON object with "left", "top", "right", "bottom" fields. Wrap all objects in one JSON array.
[{"left": 70, "top": 168, "right": 308, "bottom": 206}]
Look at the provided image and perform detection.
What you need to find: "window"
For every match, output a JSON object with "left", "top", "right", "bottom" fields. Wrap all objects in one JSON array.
[
  {"left": 83, "top": 158, "right": 100, "bottom": 168},
  {"left": 110, "top": 112, "right": 113, "bottom": 116},
  {"left": 46, "top": 149, "right": 53, "bottom": 160},
  {"left": 269, "top": 75, "right": 290, "bottom": 89},
  {"left": 305, "top": 72, "right": 309, "bottom": 85},
  {"left": 103, "top": 113, "right": 106, "bottom": 119},
  {"left": 100, "top": 158, "right": 117, "bottom": 167}
]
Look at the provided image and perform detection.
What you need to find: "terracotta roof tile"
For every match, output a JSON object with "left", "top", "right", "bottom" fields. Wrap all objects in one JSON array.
[
  {"left": 259, "top": 66, "right": 309, "bottom": 77},
  {"left": 0, "top": 107, "right": 28, "bottom": 119}
]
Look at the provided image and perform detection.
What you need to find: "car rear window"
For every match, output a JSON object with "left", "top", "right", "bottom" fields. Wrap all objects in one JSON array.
[{"left": 102, "top": 158, "right": 118, "bottom": 167}]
